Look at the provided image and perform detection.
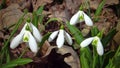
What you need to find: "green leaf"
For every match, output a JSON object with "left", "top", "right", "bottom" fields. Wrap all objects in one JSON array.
[
  {"left": 91, "top": 26, "right": 99, "bottom": 36},
  {"left": 37, "top": 6, "right": 44, "bottom": 24},
  {"left": 2, "top": 13, "right": 25, "bottom": 51},
  {"left": 1, "top": 58, "right": 33, "bottom": 68},
  {"left": 45, "top": 18, "right": 62, "bottom": 26},
  {"left": 32, "top": 6, "right": 44, "bottom": 26},
  {"left": 39, "top": 15, "right": 44, "bottom": 24},
  {"left": 32, "top": 12, "right": 39, "bottom": 27},
  {"left": 66, "top": 22, "right": 84, "bottom": 44},
  {"left": 94, "top": 0, "right": 106, "bottom": 21},
  {"left": 103, "top": 51, "right": 115, "bottom": 67},
  {"left": 36, "top": 5, "right": 44, "bottom": 15},
  {"left": 102, "top": 28, "right": 117, "bottom": 47},
  {"left": 111, "top": 47, "right": 120, "bottom": 68},
  {"left": 113, "top": 55, "right": 120, "bottom": 68},
  {"left": 97, "top": 29, "right": 104, "bottom": 39},
  {"left": 80, "top": 48, "right": 92, "bottom": 68},
  {"left": 80, "top": 53, "right": 90, "bottom": 68},
  {"left": 105, "top": 46, "right": 120, "bottom": 68},
  {"left": 38, "top": 32, "right": 51, "bottom": 47},
  {"left": 105, "top": 59, "right": 114, "bottom": 68},
  {"left": 0, "top": 12, "right": 26, "bottom": 65}
]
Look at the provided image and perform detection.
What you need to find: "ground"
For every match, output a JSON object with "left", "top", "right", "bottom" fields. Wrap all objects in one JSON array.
[{"left": 0, "top": 0, "right": 120, "bottom": 68}]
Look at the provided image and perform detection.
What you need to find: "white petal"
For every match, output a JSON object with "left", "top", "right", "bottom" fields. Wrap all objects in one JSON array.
[
  {"left": 96, "top": 39, "right": 104, "bottom": 56},
  {"left": 10, "top": 33, "right": 24, "bottom": 49},
  {"left": 20, "top": 23, "right": 27, "bottom": 34},
  {"left": 80, "top": 37, "right": 94, "bottom": 48},
  {"left": 48, "top": 31, "right": 59, "bottom": 42},
  {"left": 64, "top": 31, "right": 73, "bottom": 45},
  {"left": 28, "top": 32, "right": 38, "bottom": 53},
  {"left": 56, "top": 30, "right": 64, "bottom": 48},
  {"left": 70, "top": 11, "right": 81, "bottom": 25},
  {"left": 30, "top": 23, "right": 42, "bottom": 42},
  {"left": 83, "top": 12, "right": 93, "bottom": 26}
]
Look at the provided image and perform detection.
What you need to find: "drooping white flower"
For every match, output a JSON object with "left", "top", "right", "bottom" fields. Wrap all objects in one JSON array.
[
  {"left": 10, "top": 22, "right": 42, "bottom": 53},
  {"left": 48, "top": 29, "right": 73, "bottom": 48},
  {"left": 70, "top": 10, "right": 93, "bottom": 26},
  {"left": 80, "top": 36, "right": 104, "bottom": 56}
]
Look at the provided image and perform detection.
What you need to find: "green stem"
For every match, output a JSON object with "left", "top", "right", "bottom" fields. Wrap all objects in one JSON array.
[
  {"left": 99, "top": 56, "right": 103, "bottom": 68},
  {"left": 114, "top": 46, "right": 120, "bottom": 57},
  {"left": 92, "top": 46, "right": 96, "bottom": 68},
  {"left": 18, "top": 48, "right": 27, "bottom": 59}
]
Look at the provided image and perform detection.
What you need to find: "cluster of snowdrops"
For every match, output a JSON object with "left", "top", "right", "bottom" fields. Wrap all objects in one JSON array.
[{"left": 10, "top": 10, "right": 104, "bottom": 56}]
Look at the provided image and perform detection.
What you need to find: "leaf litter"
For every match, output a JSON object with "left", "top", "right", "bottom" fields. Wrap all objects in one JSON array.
[{"left": 0, "top": 0, "right": 120, "bottom": 68}]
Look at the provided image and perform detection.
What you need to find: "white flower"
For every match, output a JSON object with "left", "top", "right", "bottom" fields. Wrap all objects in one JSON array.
[
  {"left": 70, "top": 10, "right": 93, "bottom": 26},
  {"left": 10, "top": 22, "right": 42, "bottom": 53},
  {"left": 48, "top": 29, "right": 73, "bottom": 48},
  {"left": 80, "top": 36, "right": 104, "bottom": 56}
]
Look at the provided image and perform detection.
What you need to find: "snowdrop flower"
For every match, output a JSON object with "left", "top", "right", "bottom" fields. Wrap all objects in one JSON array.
[
  {"left": 80, "top": 36, "right": 104, "bottom": 56},
  {"left": 48, "top": 29, "right": 73, "bottom": 48},
  {"left": 70, "top": 10, "right": 93, "bottom": 26},
  {"left": 10, "top": 22, "right": 42, "bottom": 53}
]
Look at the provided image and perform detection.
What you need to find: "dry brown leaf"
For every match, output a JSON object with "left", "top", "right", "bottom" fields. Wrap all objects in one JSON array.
[
  {"left": 113, "top": 31, "right": 120, "bottom": 45},
  {"left": 83, "top": 0, "right": 119, "bottom": 10},
  {"left": 90, "top": 0, "right": 101, "bottom": 10},
  {"left": 105, "top": 0, "right": 119, "bottom": 5},
  {"left": 57, "top": 46, "right": 81, "bottom": 68},
  {"left": 32, "top": 0, "right": 53, "bottom": 11},
  {"left": 65, "top": 0, "right": 82, "bottom": 14},
  {"left": 40, "top": 44, "right": 80, "bottom": 68},
  {"left": 113, "top": 20, "right": 120, "bottom": 45},
  {"left": 0, "top": 3, "right": 33, "bottom": 30},
  {"left": 0, "top": 4, "right": 23, "bottom": 30},
  {"left": 116, "top": 20, "right": 120, "bottom": 31},
  {"left": 93, "top": 8, "right": 117, "bottom": 35},
  {"left": 43, "top": 0, "right": 82, "bottom": 22},
  {"left": 48, "top": 4, "right": 71, "bottom": 22},
  {"left": 40, "top": 41, "right": 54, "bottom": 57}
]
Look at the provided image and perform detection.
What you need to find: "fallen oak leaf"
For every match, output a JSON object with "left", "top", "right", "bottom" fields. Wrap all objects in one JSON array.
[{"left": 57, "top": 46, "right": 81, "bottom": 68}]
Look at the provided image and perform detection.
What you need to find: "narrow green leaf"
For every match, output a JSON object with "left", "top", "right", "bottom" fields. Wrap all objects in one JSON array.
[
  {"left": 103, "top": 51, "right": 115, "bottom": 67},
  {"left": 39, "top": 15, "right": 44, "bottom": 24},
  {"left": 80, "top": 53, "right": 90, "bottom": 68},
  {"left": 113, "top": 55, "right": 120, "bottom": 68},
  {"left": 102, "top": 28, "right": 117, "bottom": 47},
  {"left": 32, "top": 6, "right": 44, "bottom": 27},
  {"left": 32, "top": 12, "right": 39, "bottom": 27},
  {"left": 105, "top": 59, "right": 113, "bottom": 68},
  {"left": 105, "top": 46, "right": 120, "bottom": 68},
  {"left": 97, "top": 29, "right": 104, "bottom": 39},
  {"left": 91, "top": 26, "right": 99, "bottom": 36},
  {"left": 94, "top": 0, "right": 106, "bottom": 21},
  {"left": 36, "top": 5, "right": 44, "bottom": 15},
  {"left": 2, "top": 13, "right": 25, "bottom": 51},
  {"left": 6, "top": 49, "right": 10, "bottom": 63},
  {"left": 66, "top": 22, "right": 84, "bottom": 44},
  {"left": 38, "top": 32, "right": 51, "bottom": 47},
  {"left": 1, "top": 58, "right": 33, "bottom": 68},
  {"left": 80, "top": 48, "right": 92, "bottom": 68},
  {"left": 45, "top": 18, "right": 62, "bottom": 26},
  {"left": 0, "top": 11, "right": 26, "bottom": 65}
]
